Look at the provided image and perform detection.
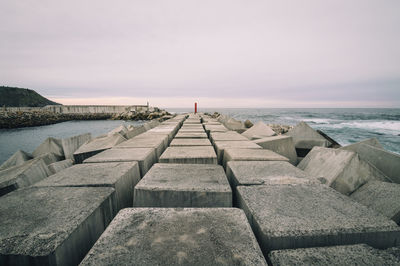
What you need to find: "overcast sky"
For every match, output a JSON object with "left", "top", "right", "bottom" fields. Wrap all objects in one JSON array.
[{"left": 1, "top": 1, "right": 399, "bottom": 108}]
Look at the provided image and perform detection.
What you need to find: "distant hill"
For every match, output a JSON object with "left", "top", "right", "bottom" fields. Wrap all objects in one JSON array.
[{"left": 0, "top": 86, "right": 61, "bottom": 107}]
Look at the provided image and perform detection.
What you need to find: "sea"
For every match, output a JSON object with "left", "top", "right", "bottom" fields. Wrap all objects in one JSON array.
[{"left": 0, "top": 108, "right": 399, "bottom": 164}]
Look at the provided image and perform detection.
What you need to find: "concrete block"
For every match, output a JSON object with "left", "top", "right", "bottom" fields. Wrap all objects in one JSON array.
[
  {"left": 83, "top": 148, "right": 156, "bottom": 177},
  {"left": 0, "top": 186, "right": 115, "bottom": 266},
  {"left": 224, "top": 117, "right": 245, "bottom": 131},
  {"left": 342, "top": 142, "right": 400, "bottom": 184},
  {"left": 0, "top": 158, "right": 50, "bottom": 197},
  {"left": 253, "top": 135, "right": 298, "bottom": 165},
  {"left": 350, "top": 181, "right": 400, "bottom": 224},
  {"left": 214, "top": 140, "right": 262, "bottom": 164},
  {"left": 80, "top": 208, "right": 267, "bottom": 266},
  {"left": 134, "top": 163, "right": 232, "bottom": 207},
  {"left": 341, "top": 137, "right": 383, "bottom": 150},
  {"left": 108, "top": 124, "right": 128, "bottom": 138},
  {"left": 35, "top": 162, "right": 140, "bottom": 213},
  {"left": 226, "top": 161, "right": 315, "bottom": 188},
  {"left": 181, "top": 124, "right": 204, "bottom": 129},
  {"left": 183, "top": 119, "right": 201, "bottom": 124},
  {"left": 175, "top": 132, "right": 208, "bottom": 139},
  {"left": 73, "top": 133, "right": 127, "bottom": 164},
  {"left": 242, "top": 121, "right": 276, "bottom": 140},
  {"left": 0, "top": 150, "right": 32, "bottom": 170},
  {"left": 269, "top": 244, "right": 400, "bottom": 266},
  {"left": 210, "top": 131, "right": 249, "bottom": 144},
  {"left": 223, "top": 148, "right": 289, "bottom": 168},
  {"left": 32, "top": 137, "right": 64, "bottom": 159},
  {"left": 178, "top": 127, "right": 205, "bottom": 133},
  {"left": 48, "top": 159, "right": 74, "bottom": 174},
  {"left": 146, "top": 126, "right": 178, "bottom": 143},
  {"left": 61, "top": 133, "right": 91, "bottom": 160},
  {"left": 114, "top": 134, "right": 168, "bottom": 159},
  {"left": 236, "top": 184, "right": 400, "bottom": 252},
  {"left": 125, "top": 125, "right": 146, "bottom": 139},
  {"left": 204, "top": 124, "right": 229, "bottom": 134},
  {"left": 159, "top": 146, "right": 217, "bottom": 164},
  {"left": 36, "top": 152, "right": 60, "bottom": 165},
  {"left": 170, "top": 138, "right": 212, "bottom": 147},
  {"left": 298, "top": 147, "right": 389, "bottom": 195}
]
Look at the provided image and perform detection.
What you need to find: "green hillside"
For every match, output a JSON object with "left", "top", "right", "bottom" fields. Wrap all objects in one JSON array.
[{"left": 0, "top": 86, "right": 61, "bottom": 107}]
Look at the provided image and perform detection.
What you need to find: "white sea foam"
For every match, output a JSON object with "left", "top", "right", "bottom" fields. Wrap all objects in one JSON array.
[
  {"left": 330, "top": 121, "right": 400, "bottom": 134},
  {"left": 302, "top": 118, "right": 334, "bottom": 124}
]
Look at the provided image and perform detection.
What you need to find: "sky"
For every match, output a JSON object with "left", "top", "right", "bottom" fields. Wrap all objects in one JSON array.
[{"left": 1, "top": 0, "right": 399, "bottom": 108}]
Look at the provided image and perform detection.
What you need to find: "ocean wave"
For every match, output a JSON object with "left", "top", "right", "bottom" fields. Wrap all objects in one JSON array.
[
  {"left": 302, "top": 118, "right": 334, "bottom": 124},
  {"left": 329, "top": 121, "right": 400, "bottom": 134}
]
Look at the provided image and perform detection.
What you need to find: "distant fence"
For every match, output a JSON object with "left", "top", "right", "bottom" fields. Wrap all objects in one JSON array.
[{"left": 1, "top": 105, "right": 150, "bottom": 114}]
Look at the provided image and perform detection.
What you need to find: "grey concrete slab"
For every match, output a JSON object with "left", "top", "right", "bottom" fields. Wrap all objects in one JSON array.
[
  {"left": 32, "top": 137, "right": 64, "bottom": 159},
  {"left": 134, "top": 163, "right": 232, "bottom": 207},
  {"left": 340, "top": 138, "right": 383, "bottom": 150},
  {"left": 214, "top": 141, "right": 262, "bottom": 164},
  {"left": 61, "top": 133, "right": 91, "bottom": 160},
  {"left": 35, "top": 162, "right": 140, "bottom": 212},
  {"left": 242, "top": 122, "right": 276, "bottom": 140},
  {"left": 350, "top": 181, "right": 400, "bottom": 224},
  {"left": 170, "top": 138, "right": 212, "bottom": 147},
  {"left": 125, "top": 125, "right": 146, "bottom": 139},
  {"left": 159, "top": 146, "right": 217, "bottom": 164},
  {"left": 80, "top": 208, "right": 267, "bottom": 266},
  {"left": 298, "top": 147, "right": 389, "bottom": 195},
  {"left": 181, "top": 124, "right": 204, "bottom": 129},
  {"left": 73, "top": 133, "right": 127, "bottom": 164},
  {"left": 204, "top": 124, "right": 228, "bottom": 134},
  {"left": 178, "top": 127, "right": 205, "bottom": 133},
  {"left": 145, "top": 126, "right": 178, "bottom": 143},
  {"left": 48, "top": 159, "right": 74, "bottom": 174},
  {"left": 83, "top": 148, "right": 156, "bottom": 177},
  {"left": 0, "top": 158, "right": 50, "bottom": 197},
  {"left": 36, "top": 152, "right": 60, "bottom": 165},
  {"left": 0, "top": 150, "right": 32, "bottom": 170},
  {"left": 114, "top": 134, "right": 168, "bottom": 159},
  {"left": 108, "top": 125, "right": 129, "bottom": 138},
  {"left": 269, "top": 244, "right": 400, "bottom": 266},
  {"left": 286, "top": 121, "right": 331, "bottom": 150},
  {"left": 253, "top": 135, "right": 298, "bottom": 165},
  {"left": 0, "top": 186, "right": 116, "bottom": 266},
  {"left": 223, "top": 148, "right": 289, "bottom": 168},
  {"left": 175, "top": 132, "right": 208, "bottom": 139},
  {"left": 236, "top": 184, "right": 400, "bottom": 253},
  {"left": 183, "top": 120, "right": 201, "bottom": 124},
  {"left": 210, "top": 131, "right": 249, "bottom": 144}
]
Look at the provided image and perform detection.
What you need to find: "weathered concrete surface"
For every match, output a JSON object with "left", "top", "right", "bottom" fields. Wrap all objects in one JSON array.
[
  {"left": 36, "top": 152, "right": 60, "bottom": 165},
  {"left": 0, "top": 150, "right": 32, "bottom": 170},
  {"left": 146, "top": 125, "right": 179, "bottom": 143},
  {"left": 125, "top": 125, "right": 146, "bottom": 139},
  {"left": 114, "top": 134, "right": 168, "bottom": 159},
  {"left": 35, "top": 162, "right": 140, "bottom": 213},
  {"left": 224, "top": 117, "right": 246, "bottom": 132},
  {"left": 342, "top": 142, "right": 400, "bottom": 184},
  {"left": 298, "top": 147, "right": 389, "bottom": 195},
  {"left": 138, "top": 132, "right": 169, "bottom": 148},
  {"left": 108, "top": 124, "right": 128, "bottom": 138},
  {"left": 0, "top": 158, "right": 50, "bottom": 197},
  {"left": 269, "top": 244, "right": 400, "bottom": 266},
  {"left": 242, "top": 122, "right": 276, "bottom": 140},
  {"left": 48, "top": 159, "right": 74, "bottom": 174},
  {"left": 0, "top": 186, "right": 115, "bottom": 266},
  {"left": 237, "top": 184, "right": 400, "bottom": 252},
  {"left": 183, "top": 119, "right": 201, "bottom": 124},
  {"left": 214, "top": 141, "right": 262, "bottom": 164},
  {"left": 61, "top": 133, "right": 91, "bottom": 160},
  {"left": 226, "top": 161, "right": 315, "bottom": 188},
  {"left": 73, "top": 133, "right": 127, "bottom": 164},
  {"left": 204, "top": 124, "right": 229, "bottom": 134},
  {"left": 175, "top": 132, "right": 208, "bottom": 139},
  {"left": 80, "top": 208, "right": 267, "bottom": 266},
  {"left": 178, "top": 127, "right": 205, "bottom": 133},
  {"left": 350, "top": 181, "right": 400, "bottom": 224},
  {"left": 170, "top": 138, "right": 212, "bottom": 147},
  {"left": 340, "top": 137, "right": 383, "bottom": 150},
  {"left": 180, "top": 124, "right": 204, "bottom": 129},
  {"left": 210, "top": 131, "right": 249, "bottom": 144},
  {"left": 83, "top": 148, "right": 156, "bottom": 177},
  {"left": 223, "top": 148, "right": 289, "bottom": 168},
  {"left": 32, "top": 137, "right": 64, "bottom": 159},
  {"left": 159, "top": 146, "right": 217, "bottom": 164},
  {"left": 134, "top": 163, "right": 231, "bottom": 207},
  {"left": 253, "top": 135, "right": 298, "bottom": 165}
]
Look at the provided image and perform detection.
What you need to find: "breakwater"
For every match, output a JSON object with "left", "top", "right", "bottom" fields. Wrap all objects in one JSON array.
[{"left": 0, "top": 112, "right": 399, "bottom": 265}]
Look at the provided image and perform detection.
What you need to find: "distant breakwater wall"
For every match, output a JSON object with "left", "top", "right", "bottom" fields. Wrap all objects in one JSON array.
[{"left": 3, "top": 105, "right": 149, "bottom": 114}]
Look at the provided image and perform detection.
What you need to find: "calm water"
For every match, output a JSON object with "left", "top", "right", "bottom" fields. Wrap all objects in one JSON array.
[{"left": 0, "top": 120, "right": 145, "bottom": 164}]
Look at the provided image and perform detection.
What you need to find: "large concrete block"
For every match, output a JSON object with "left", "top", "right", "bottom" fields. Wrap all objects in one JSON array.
[
  {"left": 204, "top": 124, "right": 229, "bottom": 134},
  {"left": 298, "top": 147, "right": 389, "bottom": 195},
  {"left": 114, "top": 134, "right": 168, "bottom": 159},
  {"left": 73, "top": 133, "right": 127, "bottom": 164},
  {"left": 0, "top": 158, "right": 50, "bottom": 197},
  {"left": 125, "top": 125, "right": 146, "bottom": 139},
  {"left": 223, "top": 148, "right": 289, "bottom": 168},
  {"left": 35, "top": 162, "right": 140, "bottom": 212},
  {"left": 342, "top": 142, "right": 400, "bottom": 184},
  {"left": 180, "top": 124, "right": 204, "bottom": 129},
  {"left": 210, "top": 131, "right": 249, "bottom": 144},
  {"left": 183, "top": 119, "right": 201, "bottom": 124},
  {"left": 108, "top": 124, "right": 128, "bottom": 138},
  {"left": 178, "top": 127, "right": 205, "bottom": 133},
  {"left": 224, "top": 117, "right": 245, "bottom": 131},
  {"left": 146, "top": 126, "right": 178, "bottom": 143},
  {"left": 36, "top": 152, "right": 60, "bottom": 165},
  {"left": 269, "top": 244, "right": 400, "bottom": 266},
  {"left": 48, "top": 159, "right": 74, "bottom": 174},
  {"left": 175, "top": 132, "right": 208, "bottom": 139},
  {"left": 237, "top": 184, "right": 400, "bottom": 253},
  {"left": 80, "top": 208, "right": 267, "bottom": 265},
  {"left": 340, "top": 137, "right": 383, "bottom": 150},
  {"left": 214, "top": 140, "right": 262, "bottom": 164},
  {"left": 0, "top": 186, "right": 115, "bottom": 266},
  {"left": 0, "top": 150, "right": 32, "bottom": 170},
  {"left": 253, "top": 135, "right": 297, "bottom": 165},
  {"left": 242, "top": 121, "right": 276, "bottom": 140},
  {"left": 83, "top": 148, "right": 156, "bottom": 177},
  {"left": 159, "top": 146, "right": 217, "bottom": 164},
  {"left": 134, "top": 163, "right": 232, "bottom": 207},
  {"left": 350, "top": 181, "right": 400, "bottom": 224},
  {"left": 32, "top": 137, "right": 64, "bottom": 159},
  {"left": 61, "top": 133, "right": 91, "bottom": 160},
  {"left": 170, "top": 138, "right": 212, "bottom": 147}
]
